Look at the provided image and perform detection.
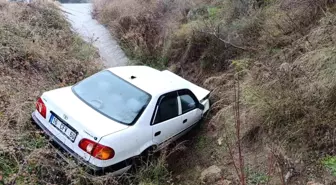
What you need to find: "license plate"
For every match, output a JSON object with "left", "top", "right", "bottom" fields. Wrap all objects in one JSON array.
[{"left": 49, "top": 114, "right": 77, "bottom": 142}]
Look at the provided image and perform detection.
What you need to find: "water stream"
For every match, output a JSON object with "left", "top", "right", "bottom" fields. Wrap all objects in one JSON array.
[{"left": 61, "top": 3, "right": 128, "bottom": 67}]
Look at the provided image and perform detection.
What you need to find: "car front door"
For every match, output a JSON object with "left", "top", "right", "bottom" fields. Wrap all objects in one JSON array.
[
  {"left": 151, "top": 92, "right": 183, "bottom": 146},
  {"left": 178, "top": 89, "right": 203, "bottom": 131}
]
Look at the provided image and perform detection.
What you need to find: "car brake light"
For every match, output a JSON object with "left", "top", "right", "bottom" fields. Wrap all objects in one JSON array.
[
  {"left": 36, "top": 97, "right": 47, "bottom": 118},
  {"left": 79, "top": 138, "right": 115, "bottom": 160}
]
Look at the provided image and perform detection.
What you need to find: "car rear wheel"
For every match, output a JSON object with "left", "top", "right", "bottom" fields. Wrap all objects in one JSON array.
[{"left": 131, "top": 146, "right": 158, "bottom": 172}]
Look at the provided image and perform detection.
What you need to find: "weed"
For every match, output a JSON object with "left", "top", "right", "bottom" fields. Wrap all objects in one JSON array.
[
  {"left": 207, "top": 6, "right": 220, "bottom": 20},
  {"left": 135, "top": 158, "right": 171, "bottom": 185},
  {"left": 0, "top": 154, "right": 18, "bottom": 179},
  {"left": 196, "top": 135, "right": 208, "bottom": 149},
  {"left": 246, "top": 169, "right": 269, "bottom": 185},
  {"left": 322, "top": 156, "right": 336, "bottom": 176},
  {"left": 20, "top": 133, "right": 48, "bottom": 150}
]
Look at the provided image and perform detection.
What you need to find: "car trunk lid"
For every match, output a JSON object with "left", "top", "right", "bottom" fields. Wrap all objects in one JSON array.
[{"left": 43, "top": 86, "right": 129, "bottom": 141}]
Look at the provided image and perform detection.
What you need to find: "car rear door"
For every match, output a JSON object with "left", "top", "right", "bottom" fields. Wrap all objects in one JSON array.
[
  {"left": 177, "top": 89, "right": 203, "bottom": 130},
  {"left": 151, "top": 92, "right": 183, "bottom": 145}
]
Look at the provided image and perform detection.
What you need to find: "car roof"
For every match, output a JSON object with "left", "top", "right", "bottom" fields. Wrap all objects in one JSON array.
[{"left": 108, "top": 66, "right": 184, "bottom": 96}]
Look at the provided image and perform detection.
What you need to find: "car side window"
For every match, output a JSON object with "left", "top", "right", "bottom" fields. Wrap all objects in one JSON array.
[
  {"left": 178, "top": 90, "right": 199, "bottom": 114},
  {"left": 154, "top": 93, "right": 178, "bottom": 124},
  {"left": 180, "top": 94, "right": 197, "bottom": 114}
]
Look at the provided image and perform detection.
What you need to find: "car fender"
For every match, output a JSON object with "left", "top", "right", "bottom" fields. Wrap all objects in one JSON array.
[
  {"left": 90, "top": 126, "right": 140, "bottom": 168},
  {"left": 201, "top": 98, "right": 210, "bottom": 114},
  {"left": 138, "top": 141, "right": 157, "bottom": 155}
]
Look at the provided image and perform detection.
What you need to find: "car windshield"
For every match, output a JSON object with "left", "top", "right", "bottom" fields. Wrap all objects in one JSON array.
[{"left": 72, "top": 71, "right": 151, "bottom": 125}]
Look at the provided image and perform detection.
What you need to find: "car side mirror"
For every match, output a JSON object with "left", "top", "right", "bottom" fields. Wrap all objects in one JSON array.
[{"left": 198, "top": 103, "right": 205, "bottom": 110}]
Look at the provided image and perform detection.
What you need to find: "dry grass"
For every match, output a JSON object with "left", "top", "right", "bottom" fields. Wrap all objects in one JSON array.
[
  {"left": 93, "top": 0, "right": 336, "bottom": 184},
  {"left": 0, "top": 1, "right": 105, "bottom": 184},
  {"left": 0, "top": 2, "right": 184, "bottom": 185},
  {"left": 92, "top": 0, "right": 213, "bottom": 69},
  {"left": 244, "top": 11, "right": 336, "bottom": 179}
]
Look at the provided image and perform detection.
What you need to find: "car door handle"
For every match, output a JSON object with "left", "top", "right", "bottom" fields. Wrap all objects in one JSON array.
[
  {"left": 154, "top": 131, "right": 161, "bottom": 137},
  {"left": 183, "top": 119, "right": 188, "bottom": 123}
]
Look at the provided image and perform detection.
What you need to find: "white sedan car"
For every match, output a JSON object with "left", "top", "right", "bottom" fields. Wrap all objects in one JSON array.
[{"left": 32, "top": 66, "right": 210, "bottom": 174}]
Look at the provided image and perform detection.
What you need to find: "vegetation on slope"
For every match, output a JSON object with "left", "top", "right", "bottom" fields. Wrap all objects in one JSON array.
[
  {"left": 93, "top": 0, "right": 336, "bottom": 184},
  {"left": 0, "top": 1, "right": 172, "bottom": 184},
  {"left": 0, "top": 1, "right": 105, "bottom": 184}
]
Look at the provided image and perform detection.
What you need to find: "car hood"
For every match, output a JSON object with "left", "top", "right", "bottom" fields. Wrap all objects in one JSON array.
[{"left": 43, "top": 86, "right": 129, "bottom": 139}]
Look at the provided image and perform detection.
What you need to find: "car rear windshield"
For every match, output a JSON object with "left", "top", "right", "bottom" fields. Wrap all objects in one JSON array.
[{"left": 72, "top": 70, "right": 151, "bottom": 125}]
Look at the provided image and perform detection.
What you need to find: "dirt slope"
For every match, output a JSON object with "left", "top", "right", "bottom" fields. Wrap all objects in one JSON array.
[
  {"left": 93, "top": 0, "right": 336, "bottom": 184},
  {"left": 0, "top": 1, "right": 104, "bottom": 184}
]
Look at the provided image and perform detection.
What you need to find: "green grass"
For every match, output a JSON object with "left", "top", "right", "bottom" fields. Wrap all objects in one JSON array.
[
  {"left": 207, "top": 6, "right": 220, "bottom": 20},
  {"left": 322, "top": 156, "right": 336, "bottom": 176},
  {"left": 0, "top": 154, "right": 18, "bottom": 179},
  {"left": 245, "top": 167, "right": 269, "bottom": 185},
  {"left": 248, "top": 172, "right": 269, "bottom": 185},
  {"left": 20, "top": 133, "right": 48, "bottom": 150}
]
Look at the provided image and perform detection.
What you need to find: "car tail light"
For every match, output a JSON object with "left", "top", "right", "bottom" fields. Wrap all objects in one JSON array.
[
  {"left": 36, "top": 97, "right": 47, "bottom": 118},
  {"left": 79, "top": 138, "right": 115, "bottom": 160}
]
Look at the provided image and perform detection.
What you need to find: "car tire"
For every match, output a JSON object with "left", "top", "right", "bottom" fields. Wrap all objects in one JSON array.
[{"left": 131, "top": 146, "right": 157, "bottom": 171}]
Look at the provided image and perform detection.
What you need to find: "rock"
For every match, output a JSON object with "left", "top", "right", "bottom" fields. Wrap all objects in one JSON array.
[
  {"left": 279, "top": 62, "right": 291, "bottom": 72},
  {"left": 200, "top": 165, "right": 222, "bottom": 183},
  {"left": 167, "top": 64, "right": 180, "bottom": 73},
  {"left": 284, "top": 169, "right": 294, "bottom": 182},
  {"left": 216, "top": 180, "right": 232, "bottom": 185},
  {"left": 217, "top": 137, "right": 223, "bottom": 146},
  {"left": 307, "top": 181, "right": 324, "bottom": 185}
]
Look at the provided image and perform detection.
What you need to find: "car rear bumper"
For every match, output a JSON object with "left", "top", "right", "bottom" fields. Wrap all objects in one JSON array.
[
  {"left": 31, "top": 112, "right": 101, "bottom": 170},
  {"left": 31, "top": 112, "right": 132, "bottom": 174}
]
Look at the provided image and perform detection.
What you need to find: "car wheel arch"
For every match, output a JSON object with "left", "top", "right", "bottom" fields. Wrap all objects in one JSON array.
[{"left": 138, "top": 143, "right": 158, "bottom": 156}]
